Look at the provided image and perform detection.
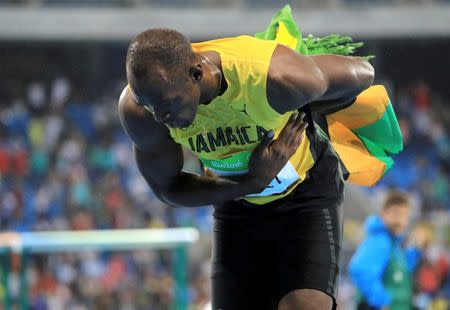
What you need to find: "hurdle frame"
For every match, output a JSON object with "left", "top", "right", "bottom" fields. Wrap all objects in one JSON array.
[{"left": 0, "top": 228, "right": 199, "bottom": 310}]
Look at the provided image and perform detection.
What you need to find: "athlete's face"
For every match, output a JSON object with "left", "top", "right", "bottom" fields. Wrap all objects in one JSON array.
[
  {"left": 130, "top": 68, "right": 200, "bottom": 128},
  {"left": 381, "top": 203, "right": 411, "bottom": 235}
]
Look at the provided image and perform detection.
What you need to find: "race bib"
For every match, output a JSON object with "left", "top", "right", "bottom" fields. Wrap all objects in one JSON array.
[
  {"left": 200, "top": 152, "right": 300, "bottom": 197},
  {"left": 245, "top": 161, "right": 300, "bottom": 197}
]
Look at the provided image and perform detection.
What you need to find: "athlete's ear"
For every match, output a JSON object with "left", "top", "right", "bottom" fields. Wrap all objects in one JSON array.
[{"left": 190, "top": 64, "right": 203, "bottom": 84}]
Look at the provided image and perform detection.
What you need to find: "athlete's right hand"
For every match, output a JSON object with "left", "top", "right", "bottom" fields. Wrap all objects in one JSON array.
[{"left": 246, "top": 112, "right": 308, "bottom": 193}]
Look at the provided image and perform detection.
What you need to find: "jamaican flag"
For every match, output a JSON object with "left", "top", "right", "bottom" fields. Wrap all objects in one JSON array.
[{"left": 256, "top": 5, "right": 403, "bottom": 186}]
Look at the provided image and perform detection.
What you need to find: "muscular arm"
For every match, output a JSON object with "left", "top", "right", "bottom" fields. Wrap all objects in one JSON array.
[
  {"left": 267, "top": 44, "right": 374, "bottom": 113},
  {"left": 118, "top": 87, "right": 258, "bottom": 207}
]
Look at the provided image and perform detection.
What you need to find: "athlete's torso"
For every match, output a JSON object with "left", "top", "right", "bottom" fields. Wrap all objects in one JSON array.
[{"left": 168, "top": 35, "right": 337, "bottom": 205}]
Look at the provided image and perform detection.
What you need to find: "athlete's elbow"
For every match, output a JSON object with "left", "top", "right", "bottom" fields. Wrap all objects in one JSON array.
[
  {"left": 138, "top": 176, "right": 184, "bottom": 208},
  {"left": 158, "top": 181, "right": 200, "bottom": 208},
  {"left": 154, "top": 189, "right": 174, "bottom": 206},
  {"left": 355, "top": 58, "right": 375, "bottom": 92},
  {"left": 157, "top": 186, "right": 186, "bottom": 208}
]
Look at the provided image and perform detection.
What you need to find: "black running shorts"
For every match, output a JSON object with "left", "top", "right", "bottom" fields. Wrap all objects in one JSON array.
[
  {"left": 211, "top": 196, "right": 343, "bottom": 310},
  {"left": 211, "top": 113, "right": 344, "bottom": 310}
]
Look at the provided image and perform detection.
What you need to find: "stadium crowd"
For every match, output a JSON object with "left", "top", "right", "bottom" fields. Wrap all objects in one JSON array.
[{"left": 0, "top": 74, "right": 448, "bottom": 309}]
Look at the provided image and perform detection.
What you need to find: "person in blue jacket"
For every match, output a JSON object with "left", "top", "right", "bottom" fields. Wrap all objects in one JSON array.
[{"left": 349, "top": 190, "right": 428, "bottom": 310}]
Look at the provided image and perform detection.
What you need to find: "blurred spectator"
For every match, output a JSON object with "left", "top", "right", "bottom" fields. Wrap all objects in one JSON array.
[
  {"left": 411, "top": 82, "right": 431, "bottom": 111},
  {"left": 0, "top": 121, "right": 10, "bottom": 176},
  {"left": 26, "top": 81, "right": 47, "bottom": 116},
  {"left": 50, "top": 76, "right": 71, "bottom": 109},
  {"left": 349, "top": 190, "right": 427, "bottom": 310},
  {"left": 377, "top": 81, "right": 449, "bottom": 211},
  {"left": 43, "top": 110, "right": 65, "bottom": 152}
]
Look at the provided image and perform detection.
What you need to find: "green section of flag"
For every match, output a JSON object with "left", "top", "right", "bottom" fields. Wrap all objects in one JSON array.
[
  {"left": 255, "top": 5, "right": 305, "bottom": 53},
  {"left": 358, "top": 136, "right": 394, "bottom": 176},
  {"left": 353, "top": 102, "right": 403, "bottom": 154},
  {"left": 255, "top": 5, "right": 371, "bottom": 58},
  {"left": 353, "top": 102, "right": 403, "bottom": 175}
]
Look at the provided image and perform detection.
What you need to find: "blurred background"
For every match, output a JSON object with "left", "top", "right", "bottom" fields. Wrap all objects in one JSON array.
[{"left": 0, "top": 0, "right": 449, "bottom": 309}]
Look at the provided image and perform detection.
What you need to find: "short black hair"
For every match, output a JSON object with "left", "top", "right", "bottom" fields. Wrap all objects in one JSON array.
[{"left": 126, "top": 28, "right": 194, "bottom": 80}]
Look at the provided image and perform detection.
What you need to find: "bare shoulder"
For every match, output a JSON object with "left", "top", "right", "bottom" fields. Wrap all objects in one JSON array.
[
  {"left": 267, "top": 44, "right": 327, "bottom": 113},
  {"left": 118, "top": 86, "right": 172, "bottom": 151}
]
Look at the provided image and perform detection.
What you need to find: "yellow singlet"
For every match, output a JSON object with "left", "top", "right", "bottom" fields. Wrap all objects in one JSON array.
[{"left": 168, "top": 35, "right": 315, "bottom": 205}]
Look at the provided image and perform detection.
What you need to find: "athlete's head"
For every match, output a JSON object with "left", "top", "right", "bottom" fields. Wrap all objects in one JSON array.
[
  {"left": 126, "top": 28, "right": 202, "bottom": 128},
  {"left": 380, "top": 190, "right": 411, "bottom": 235}
]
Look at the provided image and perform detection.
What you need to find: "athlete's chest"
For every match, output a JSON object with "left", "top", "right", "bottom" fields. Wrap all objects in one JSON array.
[{"left": 169, "top": 99, "right": 272, "bottom": 159}]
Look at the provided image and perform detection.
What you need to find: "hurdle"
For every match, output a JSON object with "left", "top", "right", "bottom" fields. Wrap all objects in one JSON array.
[{"left": 0, "top": 228, "right": 199, "bottom": 310}]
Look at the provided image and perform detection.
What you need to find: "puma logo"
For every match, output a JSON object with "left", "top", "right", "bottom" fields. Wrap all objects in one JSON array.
[{"left": 238, "top": 104, "right": 249, "bottom": 117}]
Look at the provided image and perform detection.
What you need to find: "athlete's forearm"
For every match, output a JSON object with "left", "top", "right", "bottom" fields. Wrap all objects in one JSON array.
[
  {"left": 157, "top": 172, "right": 258, "bottom": 208},
  {"left": 309, "top": 97, "right": 356, "bottom": 115},
  {"left": 133, "top": 143, "right": 260, "bottom": 207},
  {"left": 313, "top": 55, "right": 374, "bottom": 103}
]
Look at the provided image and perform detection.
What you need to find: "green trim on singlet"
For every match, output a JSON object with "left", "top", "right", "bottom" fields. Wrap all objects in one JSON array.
[
  {"left": 200, "top": 151, "right": 251, "bottom": 174},
  {"left": 315, "top": 124, "right": 329, "bottom": 141}
]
